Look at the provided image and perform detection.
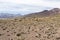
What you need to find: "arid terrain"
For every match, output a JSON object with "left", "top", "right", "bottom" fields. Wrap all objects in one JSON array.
[{"left": 0, "top": 8, "right": 60, "bottom": 40}]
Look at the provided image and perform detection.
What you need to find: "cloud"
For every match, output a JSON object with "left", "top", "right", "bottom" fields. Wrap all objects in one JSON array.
[
  {"left": 0, "top": 0, "right": 60, "bottom": 14},
  {"left": 0, "top": 0, "right": 60, "bottom": 8},
  {"left": 44, "top": 0, "right": 60, "bottom": 1}
]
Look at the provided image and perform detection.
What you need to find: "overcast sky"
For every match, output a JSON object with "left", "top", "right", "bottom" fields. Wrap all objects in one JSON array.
[{"left": 0, "top": 0, "right": 60, "bottom": 15}]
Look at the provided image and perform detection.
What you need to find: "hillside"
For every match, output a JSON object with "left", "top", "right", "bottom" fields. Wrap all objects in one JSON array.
[
  {"left": 0, "top": 8, "right": 60, "bottom": 40},
  {"left": 24, "top": 8, "right": 60, "bottom": 17}
]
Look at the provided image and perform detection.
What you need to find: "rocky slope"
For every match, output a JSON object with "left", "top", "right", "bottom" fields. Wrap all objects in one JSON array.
[
  {"left": 24, "top": 8, "right": 60, "bottom": 17},
  {"left": 0, "top": 8, "right": 60, "bottom": 40}
]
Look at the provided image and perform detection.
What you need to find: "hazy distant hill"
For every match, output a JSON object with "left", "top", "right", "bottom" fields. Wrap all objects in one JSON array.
[{"left": 0, "top": 13, "right": 22, "bottom": 18}]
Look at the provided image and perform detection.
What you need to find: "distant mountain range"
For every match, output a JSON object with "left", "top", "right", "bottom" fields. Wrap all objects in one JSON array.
[
  {"left": 0, "top": 8, "right": 60, "bottom": 18},
  {"left": 24, "top": 8, "right": 60, "bottom": 17},
  {"left": 0, "top": 13, "right": 22, "bottom": 18}
]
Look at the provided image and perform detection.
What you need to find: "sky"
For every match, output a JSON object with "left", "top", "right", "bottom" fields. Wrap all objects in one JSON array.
[{"left": 0, "top": 0, "right": 60, "bottom": 15}]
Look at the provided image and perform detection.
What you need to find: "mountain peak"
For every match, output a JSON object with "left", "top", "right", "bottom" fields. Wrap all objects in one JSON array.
[
  {"left": 50, "top": 8, "right": 60, "bottom": 12},
  {"left": 52, "top": 8, "right": 60, "bottom": 10},
  {"left": 24, "top": 8, "right": 60, "bottom": 17}
]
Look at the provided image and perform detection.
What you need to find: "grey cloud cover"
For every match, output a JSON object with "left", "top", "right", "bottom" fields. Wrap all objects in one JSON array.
[{"left": 0, "top": 0, "right": 59, "bottom": 15}]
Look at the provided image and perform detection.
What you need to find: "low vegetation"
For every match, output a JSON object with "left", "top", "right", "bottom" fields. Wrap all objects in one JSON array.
[{"left": 0, "top": 14, "right": 60, "bottom": 40}]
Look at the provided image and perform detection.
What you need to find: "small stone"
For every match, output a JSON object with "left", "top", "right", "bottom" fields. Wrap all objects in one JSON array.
[{"left": 16, "top": 33, "right": 21, "bottom": 37}]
